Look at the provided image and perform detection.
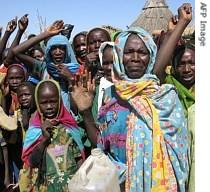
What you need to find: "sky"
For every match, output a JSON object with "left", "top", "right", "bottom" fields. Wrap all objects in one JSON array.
[{"left": 0, "top": 0, "right": 194, "bottom": 41}]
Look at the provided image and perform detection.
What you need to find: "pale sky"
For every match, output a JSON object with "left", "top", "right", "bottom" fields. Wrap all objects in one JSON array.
[{"left": 0, "top": 0, "right": 194, "bottom": 41}]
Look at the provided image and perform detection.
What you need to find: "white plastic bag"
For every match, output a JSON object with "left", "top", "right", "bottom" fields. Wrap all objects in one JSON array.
[{"left": 68, "top": 148, "right": 121, "bottom": 192}]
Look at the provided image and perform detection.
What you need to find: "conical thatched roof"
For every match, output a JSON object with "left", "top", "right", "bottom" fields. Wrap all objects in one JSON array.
[{"left": 130, "top": 0, "right": 173, "bottom": 34}]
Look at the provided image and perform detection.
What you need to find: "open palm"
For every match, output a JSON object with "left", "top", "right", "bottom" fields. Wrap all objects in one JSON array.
[
  {"left": 46, "top": 20, "right": 64, "bottom": 35},
  {"left": 71, "top": 85, "right": 94, "bottom": 112},
  {"left": 71, "top": 72, "right": 95, "bottom": 112}
]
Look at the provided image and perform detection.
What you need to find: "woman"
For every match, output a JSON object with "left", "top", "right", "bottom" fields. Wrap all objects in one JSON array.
[
  {"left": 165, "top": 43, "right": 195, "bottom": 116},
  {"left": 71, "top": 4, "right": 192, "bottom": 191}
]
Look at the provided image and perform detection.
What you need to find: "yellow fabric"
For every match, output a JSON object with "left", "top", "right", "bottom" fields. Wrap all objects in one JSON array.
[
  {"left": 116, "top": 80, "right": 177, "bottom": 191},
  {"left": 0, "top": 106, "right": 17, "bottom": 131},
  {"left": 146, "top": 97, "right": 176, "bottom": 192}
]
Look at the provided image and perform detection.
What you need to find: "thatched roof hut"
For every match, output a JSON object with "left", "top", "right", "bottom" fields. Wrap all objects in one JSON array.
[{"left": 130, "top": 0, "right": 173, "bottom": 34}]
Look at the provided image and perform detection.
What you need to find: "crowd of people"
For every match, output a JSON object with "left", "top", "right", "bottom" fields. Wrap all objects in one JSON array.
[{"left": 0, "top": 2, "right": 195, "bottom": 192}]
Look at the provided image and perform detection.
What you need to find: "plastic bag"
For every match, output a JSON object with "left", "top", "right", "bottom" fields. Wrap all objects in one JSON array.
[{"left": 68, "top": 148, "right": 121, "bottom": 192}]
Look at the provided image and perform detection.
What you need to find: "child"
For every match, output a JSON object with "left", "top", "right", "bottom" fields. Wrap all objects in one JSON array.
[
  {"left": 1, "top": 64, "right": 27, "bottom": 187},
  {"left": 16, "top": 81, "right": 36, "bottom": 137},
  {"left": 21, "top": 79, "right": 85, "bottom": 191}
]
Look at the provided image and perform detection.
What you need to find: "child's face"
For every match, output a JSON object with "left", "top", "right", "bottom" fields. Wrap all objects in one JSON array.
[
  {"left": 17, "top": 85, "right": 33, "bottom": 109},
  {"left": 7, "top": 66, "right": 25, "bottom": 92},
  {"left": 37, "top": 82, "right": 59, "bottom": 119},
  {"left": 102, "top": 47, "right": 113, "bottom": 82}
]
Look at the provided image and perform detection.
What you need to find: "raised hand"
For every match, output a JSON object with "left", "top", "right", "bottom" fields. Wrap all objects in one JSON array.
[
  {"left": 71, "top": 70, "right": 95, "bottom": 112},
  {"left": 18, "top": 14, "right": 29, "bottom": 32},
  {"left": 6, "top": 17, "right": 17, "bottom": 33},
  {"left": 46, "top": 20, "right": 64, "bottom": 35},
  {"left": 178, "top": 3, "right": 192, "bottom": 24},
  {"left": 168, "top": 15, "right": 178, "bottom": 32}
]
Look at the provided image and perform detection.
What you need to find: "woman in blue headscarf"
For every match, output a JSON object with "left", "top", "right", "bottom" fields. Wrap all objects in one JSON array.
[
  {"left": 71, "top": 4, "right": 192, "bottom": 192},
  {"left": 13, "top": 20, "right": 80, "bottom": 112}
]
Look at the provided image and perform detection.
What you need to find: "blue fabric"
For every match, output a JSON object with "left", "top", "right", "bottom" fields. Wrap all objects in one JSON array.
[
  {"left": 97, "top": 27, "right": 189, "bottom": 191},
  {"left": 43, "top": 35, "right": 80, "bottom": 111},
  {"left": 45, "top": 35, "right": 80, "bottom": 81},
  {"left": 23, "top": 125, "right": 84, "bottom": 155},
  {"left": 28, "top": 76, "right": 40, "bottom": 85},
  {"left": 113, "top": 27, "right": 157, "bottom": 83}
]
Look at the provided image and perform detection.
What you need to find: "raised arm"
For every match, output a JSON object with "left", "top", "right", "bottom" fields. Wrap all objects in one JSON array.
[
  {"left": 13, "top": 20, "right": 64, "bottom": 70},
  {"left": 71, "top": 71, "right": 98, "bottom": 146},
  {"left": 153, "top": 3, "right": 192, "bottom": 83},
  {"left": 4, "top": 14, "right": 29, "bottom": 67},
  {"left": 0, "top": 17, "right": 17, "bottom": 63}
]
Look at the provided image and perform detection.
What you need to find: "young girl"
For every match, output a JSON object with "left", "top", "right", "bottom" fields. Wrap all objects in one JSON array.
[{"left": 21, "top": 79, "right": 85, "bottom": 191}]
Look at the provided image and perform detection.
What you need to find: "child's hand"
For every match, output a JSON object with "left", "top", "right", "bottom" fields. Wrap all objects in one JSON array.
[{"left": 41, "top": 119, "right": 54, "bottom": 140}]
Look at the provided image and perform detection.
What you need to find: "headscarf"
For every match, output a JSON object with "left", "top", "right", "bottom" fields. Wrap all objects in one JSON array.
[
  {"left": 45, "top": 35, "right": 80, "bottom": 81},
  {"left": 22, "top": 79, "right": 85, "bottom": 166},
  {"left": 97, "top": 42, "right": 114, "bottom": 111},
  {"left": 110, "top": 31, "right": 121, "bottom": 42},
  {"left": 111, "top": 27, "right": 188, "bottom": 192}
]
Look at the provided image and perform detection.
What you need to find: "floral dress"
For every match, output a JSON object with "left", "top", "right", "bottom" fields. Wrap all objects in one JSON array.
[{"left": 35, "top": 125, "right": 81, "bottom": 192}]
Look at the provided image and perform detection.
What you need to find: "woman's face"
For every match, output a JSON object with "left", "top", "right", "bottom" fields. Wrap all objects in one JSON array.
[
  {"left": 73, "top": 34, "right": 87, "bottom": 59},
  {"left": 87, "top": 29, "right": 110, "bottom": 54},
  {"left": 174, "top": 48, "right": 195, "bottom": 88},
  {"left": 17, "top": 85, "right": 33, "bottom": 109},
  {"left": 7, "top": 66, "right": 25, "bottom": 92},
  {"left": 102, "top": 47, "right": 113, "bottom": 82},
  {"left": 50, "top": 45, "right": 66, "bottom": 64},
  {"left": 37, "top": 82, "right": 59, "bottom": 119},
  {"left": 123, "top": 34, "right": 150, "bottom": 79}
]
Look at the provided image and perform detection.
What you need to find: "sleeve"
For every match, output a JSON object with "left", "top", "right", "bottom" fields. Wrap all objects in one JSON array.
[{"left": 32, "top": 60, "right": 46, "bottom": 79}]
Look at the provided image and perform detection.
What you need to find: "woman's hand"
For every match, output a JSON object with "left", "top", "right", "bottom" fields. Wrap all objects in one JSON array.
[
  {"left": 168, "top": 15, "right": 178, "bottom": 32},
  {"left": 46, "top": 20, "right": 64, "bottom": 35},
  {"left": 178, "top": 3, "right": 192, "bottom": 25},
  {"left": 18, "top": 14, "right": 29, "bottom": 32},
  {"left": 6, "top": 17, "right": 17, "bottom": 33},
  {"left": 71, "top": 70, "right": 95, "bottom": 112},
  {"left": 56, "top": 64, "right": 74, "bottom": 81}
]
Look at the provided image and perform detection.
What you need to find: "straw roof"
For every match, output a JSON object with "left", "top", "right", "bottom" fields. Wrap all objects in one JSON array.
[{"left": 130, "top": 0, "right": 173, "bottom": 34}]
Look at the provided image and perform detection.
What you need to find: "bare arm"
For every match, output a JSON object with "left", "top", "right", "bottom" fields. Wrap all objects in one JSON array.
[
  {"left": 2, "top": 145, "right": 11, "bottom": 187},
  {"left": 71, "top": 72, "right": 98, "bottom": 146},
  {"left": 13, "top": 20, "right": 64, "bottom": 70},
  {"left": 153, "top": 3, "right": 193, "bottom": 83},
  {"left": 0, "top": 17, "right": 17, "bottom": 63},
  {"left": 4, "top": 14, "right": 29, "bottom": 67}
]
